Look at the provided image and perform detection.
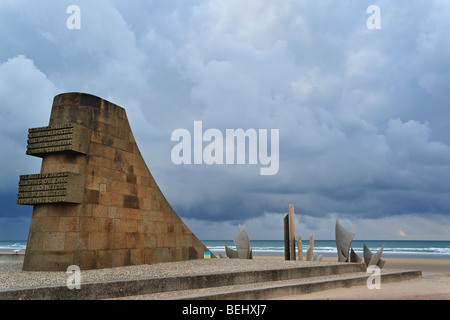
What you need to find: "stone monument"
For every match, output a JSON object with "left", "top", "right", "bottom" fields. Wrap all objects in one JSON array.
[
  {"left": 297, "top": 236, "right": 303, "bottom": 260},
  {"left": 17, "top": 93, "right": 212, "bottom": 271},
  {"left": 306, "top": 233, "right": 314, "bottom": 261},
  {"left": 225, "top": 224, "right": 252, "bottom": 259},
  {"left": 283, "top": 214, "right": 290, "bottom": 260},
  {"left": 283, "top": 204, "right": 296, "bottom": 260},
  {"left": 363, "top": 243, "right": 386, "bottom": 268},
  {"left": 350, "top": 248, "right": 362, "bottom": 263},
  {"left": 335, "top": 219, "right": 355, "bottom": 262}
]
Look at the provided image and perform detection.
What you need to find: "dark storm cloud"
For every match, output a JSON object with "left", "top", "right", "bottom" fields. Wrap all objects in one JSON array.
[{"left": 1, "top": 0, "right": 449, "bottom": 239}]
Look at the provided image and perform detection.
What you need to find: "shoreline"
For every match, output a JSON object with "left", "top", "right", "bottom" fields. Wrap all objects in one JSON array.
[{"left": 252, "top": 255, "right": 450, "bottom": 274}]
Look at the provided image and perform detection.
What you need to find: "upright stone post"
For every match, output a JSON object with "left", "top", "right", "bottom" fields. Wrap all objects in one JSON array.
[
  {"left": 297, "top": 236, "right": 303, "bottom": 260},
  {"left": 283, "top": 214, "right": 290, "bottom": 260},
  {"left": 306, "top": 233, "right": 314, "bottom": 261},
  {"left": 288, "top": 204, "right": 296, "bottom": 260}
]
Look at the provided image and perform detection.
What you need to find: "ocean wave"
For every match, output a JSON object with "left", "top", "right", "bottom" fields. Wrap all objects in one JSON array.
[
  {"left": 0, "top": 243, "right": 27, "bottom": 251},
  {"left": 206, "top": 244, "right": 450, "bottom": 256}
]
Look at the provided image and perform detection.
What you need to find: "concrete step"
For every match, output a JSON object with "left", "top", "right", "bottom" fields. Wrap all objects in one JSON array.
[
  {"left": 0, "top": 260, "right": 421, "bottom": 300},
  {"left": 1, "top": 261, "right": 365, "bottom": 300},
  {"left": 0, "top": 253, "right": 24, "bottom": 262},
  {"left": 118, "top": 269, "right": 422, "bottom": 300}
]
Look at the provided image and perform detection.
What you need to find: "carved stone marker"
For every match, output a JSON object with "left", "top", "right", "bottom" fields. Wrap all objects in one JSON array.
[
  {"left": 335, "top": 219, "right": 355, "bottom": 262},
  {"left": 18, "top": 93, "right": 212, "bottom": 271},
  {"left": 225, "top": 224, "right": 252, "bottom": 259}
]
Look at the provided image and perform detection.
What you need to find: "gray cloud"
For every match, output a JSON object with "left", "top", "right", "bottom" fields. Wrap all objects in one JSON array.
[{"left": 1, "top": 1, "right": 449, "bottom": 240}]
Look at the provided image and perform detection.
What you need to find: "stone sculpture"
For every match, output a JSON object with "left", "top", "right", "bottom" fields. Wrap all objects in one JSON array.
[
  {"left": 350, "top": 248, "right": 362, "bottom": 263},
  {"left": 284, "top": 214, "right": 290, "bottom": 260},
  {"left": 17, "top": 93, "right": 212, "bottom": 271},
  {"left": 306, "top": 233, "right": 314, "bottom": 261},
  {"left": 225, "top": 224, "right": 252, "bottom": 259},
  {"left": 224, "top": 246, "right": 238, "bottom": 259},
  {"left": 335, "top": 219, "right": 355, "bottom": 262},
  {"left": 297, "top": 236, "right": 303, "bottom": 260},
  {"left": 363, "top": 243, "right": 385, "bottom": 268},
  {"left": 283, "top": 204, "right": 297, "bottom": 260},
  {"left": 288, "top": 204, "right": 296, "bottom": 260}
]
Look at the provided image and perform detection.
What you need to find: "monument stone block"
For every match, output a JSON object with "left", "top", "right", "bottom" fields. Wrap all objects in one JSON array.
[{"left": 18, "top": 92, "right": 212, "bottom": 271}]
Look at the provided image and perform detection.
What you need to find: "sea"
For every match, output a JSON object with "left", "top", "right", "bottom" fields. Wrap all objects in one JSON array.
[
  {"left": 202, "top": 240, "right": 450, "bottom": 260},
  {"left": 1, "top": 239, "right": 449, "bottom": 260}
]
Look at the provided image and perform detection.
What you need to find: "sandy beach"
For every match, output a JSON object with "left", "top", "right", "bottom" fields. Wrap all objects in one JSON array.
[{"left": 256, "top": 256, "right": 450, "bottom": 300}]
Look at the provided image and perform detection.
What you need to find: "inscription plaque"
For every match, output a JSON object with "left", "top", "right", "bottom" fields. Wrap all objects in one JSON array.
[
  {"left": 17, "top": 172, "right": 86, "bottom": 205},
  {"left": 26, "top": 123, "right": 91, "bottom": 157}
]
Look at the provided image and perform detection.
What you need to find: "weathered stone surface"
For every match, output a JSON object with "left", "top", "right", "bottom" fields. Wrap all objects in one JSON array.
[
  {"left": 306, "top": 233, "right": 314, "bottom": 261},
  {"left": 17, "top": 172, "right": 85, "bottom": 205},
  {"left": 226, "top": 224, "right": 252, "bottom": 259},
  {"left": 234, "top": 224, "right": 252, "bottom": 259},
  {"left": 335, "top": 219, "right": 355, "bottom": 262},
  {"left": 363, "top": 243, "right": 386, "bottom": 268},
  {"left": 284, "top": 214, "right": 290, "bottom": 260},
  {"left": 297, "top": 236, "right": 303, "bottom": 261},
  {"left": 288, "top": 204, "right": 296, "bottom": 260},
  {"left": 26, "top": 123, "right": 91, "bottom": 157},
  {"left": 350, "top": 248, "right": 362, "bottom": 263},
  {"left": 225, "top": 246, "right": 238, "bottom": 259},
  {"left": 19, "top": 93, "right": 212, "bottom": 271}
]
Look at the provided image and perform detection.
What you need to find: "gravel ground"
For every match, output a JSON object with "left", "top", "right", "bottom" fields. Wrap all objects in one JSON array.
[{"left": 0, "top": 258, "right": 336, "bottom": 291}]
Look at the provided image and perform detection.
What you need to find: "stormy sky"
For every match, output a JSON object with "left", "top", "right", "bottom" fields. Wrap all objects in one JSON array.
[{"left": 0, "top": 0, "right": 449, "bottom": 240}]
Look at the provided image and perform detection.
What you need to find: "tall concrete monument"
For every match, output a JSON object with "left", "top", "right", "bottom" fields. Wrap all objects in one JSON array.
[{"left": 17, "top": 93, "right": 212, "bottom": 271}]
